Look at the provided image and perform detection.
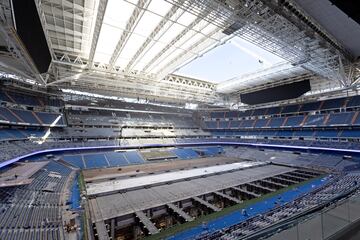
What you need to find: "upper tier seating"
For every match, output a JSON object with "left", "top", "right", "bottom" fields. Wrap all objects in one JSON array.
[
  {"left": 0, "top": 107, "right": 65, "bottom": 126},
  {"left": 206, "top": 95, "right": 360, "bottom": 121},
  {"left": 283, "top": 115, "right": 304, "bottom": 127},
  {"left": 281, "top": 104, "right": 300, "bottom": 114},
  {"left": 327, "top": 112, "right": 355, "bottom": 126},
  {"left": 0, "top": 89, "right": 63, "bottom": 107},
  {"left": 321, "top": 98, "right": 345, "bottom": 110},
  {"left": 298, "top": 101, "right": 321, "bottom": 112},
  {"left": 347, "top": 95, "right": 360, "bottom": 107},
  {"left": 68, "top": 109, "right": 194, "bottom": 128}
]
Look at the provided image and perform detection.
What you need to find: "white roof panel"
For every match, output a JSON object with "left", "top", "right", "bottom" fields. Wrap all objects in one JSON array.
[
  {"left": 93, "top": 24, "right": 123, "bottom": 62},
  {"left": 86, "top": 161, "right": 266, "bottom": 195},
  {"left": 147, "top": 0, "right": 173, "bottom": 17}
]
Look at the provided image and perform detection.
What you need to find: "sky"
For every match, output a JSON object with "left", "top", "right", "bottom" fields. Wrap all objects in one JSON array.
[{"left": 175, "top": 37, "right": 286, "bottom": 83}]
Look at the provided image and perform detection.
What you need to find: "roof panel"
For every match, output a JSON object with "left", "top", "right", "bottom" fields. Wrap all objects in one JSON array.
[
  {"left": 93, "top": 24, "right": 123, "bottom": 62},
  {"left": 115, "top": 34, "right": 147, "bottom": 67},
  {"left": 150, "top": 48, "right": 184, "bottom": 73},
  {"left": 146, "top": 0, "right": 173, "bottom": 17},
  {"left": 176, "top": 11, "right": 197, "bottom": 26},
  {"left": 156, "top": 23, "right": 186, "bottom": 45},
  {"left": 103, "top": 0, "right": 136, "bottom": 27},
  {"left": 132, "top": 11, "right": 163, "bottom": 38},
  {"left": 132, "top": 41, "right": 167, "bottom": 70}
]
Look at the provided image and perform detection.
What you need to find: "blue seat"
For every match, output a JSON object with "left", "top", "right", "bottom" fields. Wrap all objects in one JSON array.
[
  {"left": 0, "top": 129, "right": 14, "bottom": 140},
  {"left": 347, "top": 96, "right": 360, "bottom": 107},
  {"left": 36, "top": 112, "right": 62, "bottom": 125},
  {"left": 204, "top": 121, "right": 217, "bottom": 129},
  {"left": 12, "top": 109, "right": 39, "bottom": 124},
  {"left": 321, "top": 98, "right": 345, "bottom": 110},
  {"left": 353, "top": 113, "right": 360, "bottom": 125},
  {"left": 268, "top": 117, "right": 285, "bottom": 128},
  {"left": 266, "top": 107, "right": 281, "bottom": 115},
  {"left": 327, "top": 112, "right": 354, "bottom": 126},
  {"left": 252, "top": 108, "right": 267, "bottom": 116},
  {"left": 123, "top": 151, "right": 144, "bottom": 164},
  {"left": 341, "top": 130, "right": 360, "bottom": 138},
  {"left": 241, "top": 119, "right": 255, "bottom": 128},
  {"left": 225, "top": 111, "right": 238, "bottom": 118},
  {"left": 276, "top": 131, "right": 293, "bottom": 137},
  {"left": 283, "top": 116, "right": 304, "bottom": 127},
  {"left": 238, "top": 110, "right": 252, "bottom": 117},
  {"left": 219, "top": 121, "right": 229, "bottom": 129},
  {"left": 105, "top": 152, "right": 129, "bottom": 166},
  {"left": 210, "top": 112, "right": 225, "bottom": 119},
  {"left": 63, "top": 155, "right": 85, "bottom": 169},
  {"left": 304, "top": 114, "right": 326, "bottom": 126},
  {"left": 229, "top": 120, "right": 240, "bottom": 128},
  {"left": 299, "top": 101, "right": 321, "bottom": 112},
  {"left": 315, "top": 130, "right": 339, "bottom": 138},
  {"left": 281, "top": 104, "right": 300, "bottom": 114},
  {"left": 83, "top": 154, "right": 109, "bottom": 169},
  {"left": 253, "top": 119, "right": 268, "bottom": 128},
  {"left": 172, "top": 148, "right": 199, "bottom": 159},
  {"left": 293, "top": 130, "right": 314, "bottom": 137},
  {"left": 0, "top": 107, "right": 19, "bottom": 122}
]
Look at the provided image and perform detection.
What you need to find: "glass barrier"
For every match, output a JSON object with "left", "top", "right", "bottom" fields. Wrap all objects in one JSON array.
[{"left": 267, "top": 195, "right": 360, "bottom": 240}]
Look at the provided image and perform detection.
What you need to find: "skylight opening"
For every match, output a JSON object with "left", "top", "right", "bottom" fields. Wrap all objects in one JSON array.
[{"left": 175, "top": 36, "right": 287, "bottom": 83}]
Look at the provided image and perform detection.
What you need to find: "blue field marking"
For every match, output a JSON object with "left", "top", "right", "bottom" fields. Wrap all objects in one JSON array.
[{"left": 168, "top": 176, "right": 329, "bottom": 240}]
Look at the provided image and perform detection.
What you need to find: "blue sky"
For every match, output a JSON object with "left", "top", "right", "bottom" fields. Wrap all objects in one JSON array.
[{"left": 175, "top": 37, "right": 286, "bottom": 83}]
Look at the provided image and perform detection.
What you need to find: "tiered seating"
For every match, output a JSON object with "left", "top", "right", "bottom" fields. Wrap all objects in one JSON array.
[
  {"left": 36, "top": 112, "right": 63, "bottom": 125},
  {"left": 83, "top": 153, "right": 109, "bottom": 169},
  {"left": 210, "top": 112, "right": 225, "bottom": 118},
  {"left": 268, "top": 117, "right": 285, "bottom": 128},
  {"left": 0, "top": 129, "right": 45, "bottom": 140},
  {"left": 321, "top": 98, "right": 345, "bottom": 110},
  {"left": 301, "top": 114, "right": 326, "bottom": 126},
  {"left": 123, "top": 151, "right": 144, "bottom": 164},
  {"left": 172, "top": 148, "right": 199, "bottom": 159},
  {"left": 0, "top": 107, "right": 64, "bottom": 126},
  {"left": 340, "top": 130, "right": 360, "bottom": 138},
  {"left": 105, "top": 152, "right": 129, "bottom": 166},
  {"left": 0, "top": 89, "right": 63, "bottom": 107},
  {"left": 0, "top": 161, "right": 71, "bottom": 237},
  {"left": 219, "top": 120, "right": 229, "bottom": 129},
  {"left": 62, "top": 155, "right": 85, "bottom": 169},
  {"left": 299, "top": 101, "right": 321, "bottom": 112},
  {"left": 327, "top": 112, "right": 354, "bottom": 125},
  {"left": 253, "top": 119, "right": 267, "bottom": 128},
  {"left": 281, "top": 104, "right": 299, "bottom": 114},
  {"left": 0, "top": 106, "right": 19, "bottom": 122},
  {"left": 12, "top": 109, "right": 39, "bottom": 124},
  {"left": 283, "top": 115, "right": 304, "bottom": 127},
  {"left": 347, "top": 95, "right": 360, "bottom": 107},
  {"left": 239, "top": 119, "right": 253, "bottom": 128}
]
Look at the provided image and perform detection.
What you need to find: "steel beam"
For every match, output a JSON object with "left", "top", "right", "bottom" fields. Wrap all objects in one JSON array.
[
  {"left": 167, "top": 203, "right": 194, "bottom": 222},
  {"left": 135, "top": 211, "right": 159, "bottom": 235},
  {"left": 108, "top": 0, "right": 150, "bottom": 68},
  {"left": 192, "top": 196, "right": 220, "bottom": 212},
  {"left": 88, "top": 0, "right": 108, "bottom": 65}
]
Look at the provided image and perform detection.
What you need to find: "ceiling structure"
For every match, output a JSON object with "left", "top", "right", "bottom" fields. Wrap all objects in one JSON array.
[{"left": 0, "top": 0, "right": 359, "bottom": 105}]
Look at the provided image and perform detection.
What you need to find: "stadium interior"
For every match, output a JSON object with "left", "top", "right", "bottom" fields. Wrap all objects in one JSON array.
[{"left": 1, "top": 0, "right": 360, "bottom": 239}]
